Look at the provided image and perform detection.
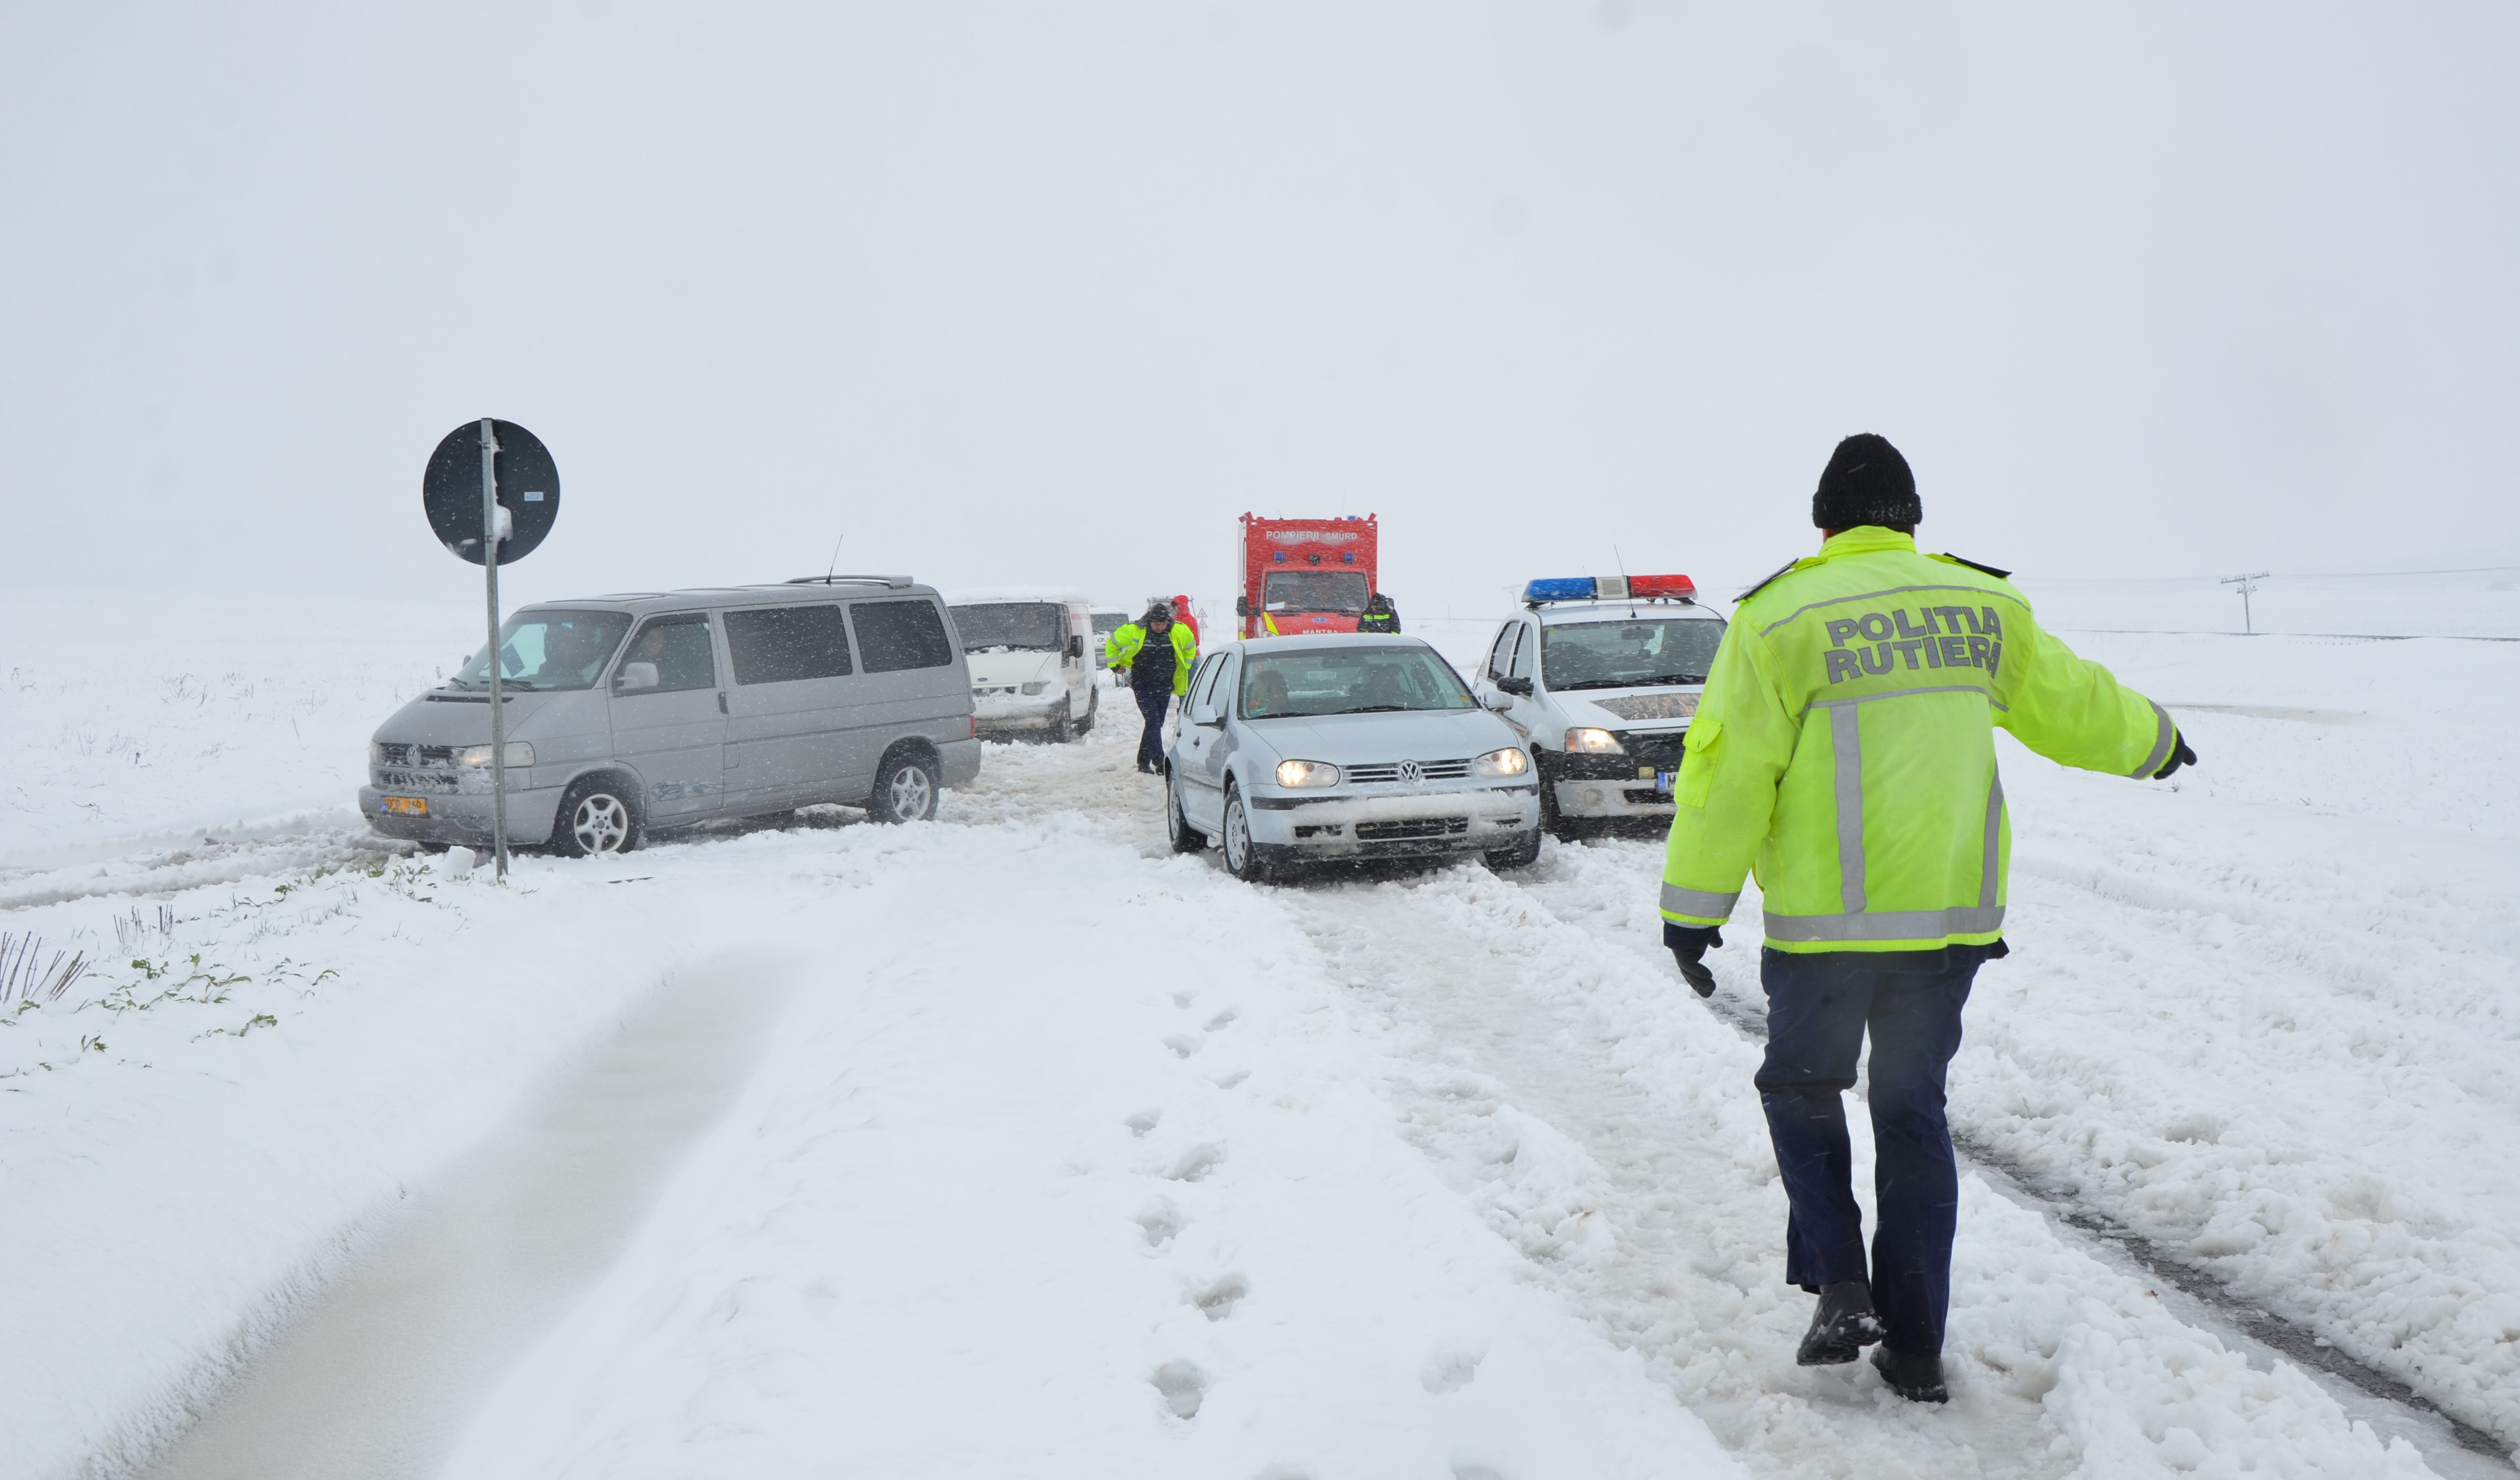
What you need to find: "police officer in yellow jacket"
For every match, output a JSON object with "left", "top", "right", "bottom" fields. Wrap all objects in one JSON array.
[
  {"left": 1107, "top": 603, "right": 1199, "bottom": 774},
  {"left": 1662, "top": 434, "right": 2193, "bottom": 1403}
]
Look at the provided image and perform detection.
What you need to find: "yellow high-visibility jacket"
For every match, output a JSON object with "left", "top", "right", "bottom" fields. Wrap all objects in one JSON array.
[
  {"left": 1105, "top": 622, "right": 1199, "bottom": 695},
  {"left": 1662, "top": 527, "right": 2176, "bottom": 953}
]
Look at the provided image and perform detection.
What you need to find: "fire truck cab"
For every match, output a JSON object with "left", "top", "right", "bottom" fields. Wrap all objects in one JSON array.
[{"left": 1236, "top": 514, "right": 1379, "bottom": 638}]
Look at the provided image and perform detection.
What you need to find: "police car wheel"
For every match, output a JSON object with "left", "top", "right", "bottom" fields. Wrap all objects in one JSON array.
[
  {"left": 1166, "top": 774, "right": 1206, "bottom": 853},
  {"left": 1538, "top": 772, "right": 1579, "bottom": 841}
]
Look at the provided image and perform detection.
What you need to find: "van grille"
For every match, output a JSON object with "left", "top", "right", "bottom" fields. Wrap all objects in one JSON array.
[
  {"left": 1344, "top": 758, "right": 1472, "bottom": 785},
  {"left": 1354, "top": 816, "right": 1470, "bottom": 840}
]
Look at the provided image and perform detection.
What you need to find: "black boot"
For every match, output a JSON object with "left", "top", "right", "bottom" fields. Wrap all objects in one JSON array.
[
  {"left": 1871, "top": 1345, "right": 1949, "bottom": 1403},
  {"left": 1794, "top": 1280, "right": 1887, "bottom": 1365}
]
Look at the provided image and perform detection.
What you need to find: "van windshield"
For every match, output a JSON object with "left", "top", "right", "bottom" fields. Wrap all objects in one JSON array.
[
  {"left": 1539, "top": 617, "right": 1725, "bottom": 691},
  {"left": 1262, "top": 571, "right": 1368, "bottom": 614},
  {"left": 451, "top": 610, "right": 631, "bottom": 691},
  {"left": 952, "top": 602, "right": 1064, "bottom": 653}
]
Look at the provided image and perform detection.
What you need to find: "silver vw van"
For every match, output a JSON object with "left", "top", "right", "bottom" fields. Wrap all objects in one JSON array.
[{"left": 360, "top": 577, "right": 983, "bottom": 856}]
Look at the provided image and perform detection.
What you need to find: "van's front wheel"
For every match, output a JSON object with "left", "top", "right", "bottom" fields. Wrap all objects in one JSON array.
[
  {"left": 553, "top": 778, "right": 641, "bottom": 857},
  {"left": 869, "top": 750, "right": 940, "bottom": 824}
]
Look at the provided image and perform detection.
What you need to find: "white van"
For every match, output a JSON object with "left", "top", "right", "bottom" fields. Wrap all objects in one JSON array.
[{"left": 946, "top": 587, "right": 1099, "bottom": 741}]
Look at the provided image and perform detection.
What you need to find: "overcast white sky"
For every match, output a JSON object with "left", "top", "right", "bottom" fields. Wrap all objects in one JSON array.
[{"left": 4, "top": 2, "right": 2514, "bottom": 618}]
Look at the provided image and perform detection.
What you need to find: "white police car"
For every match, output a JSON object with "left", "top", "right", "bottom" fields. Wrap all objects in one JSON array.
[{"left": 1468, "top": 575, "right": 1727, "bottom": 837}]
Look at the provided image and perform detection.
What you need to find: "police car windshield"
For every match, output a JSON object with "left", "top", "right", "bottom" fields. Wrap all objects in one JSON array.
[
  {"left": 952, "top": 602, "right": 1064, "bottom": 653},
  {"left": 1240, "top": 647, "right": 1474, "bottom": 719},
  {"left": 451, "top": 610, "right": 631, "bottom": 692},
  {"left": 1541, "top": 617, "right": 1723, "bottom": 691}
]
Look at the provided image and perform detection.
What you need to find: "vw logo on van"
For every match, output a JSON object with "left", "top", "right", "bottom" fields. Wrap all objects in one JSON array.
[{"left": 1397, "top": 760, "right": 1424, "bottom": 785}]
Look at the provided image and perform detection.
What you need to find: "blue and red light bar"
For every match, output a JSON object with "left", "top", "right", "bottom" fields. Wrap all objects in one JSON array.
[{"left": 1522, "top": 574, "right": 1696, "bottom": 603}]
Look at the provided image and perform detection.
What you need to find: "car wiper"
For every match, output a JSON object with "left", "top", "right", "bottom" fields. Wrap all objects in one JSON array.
[
  {"left": 1554, "top": 675, "right": 1704, "bottom": 691},
  {"left": 1322, "top": 703, "right": 1415, "bottom": 714}
]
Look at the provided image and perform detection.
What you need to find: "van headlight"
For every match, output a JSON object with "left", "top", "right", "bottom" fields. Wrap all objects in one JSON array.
[
  {"left": 1021, "top": 680, "right": 1052, "bottom": 696},
  {"left": 368, "top": 740, "right": 386, "bottom": 765},
  {"left": 1564, "top": 727, "right": 1624, "bottom": 754},
  {"left": 455, "top": 742, "right": 535, "bottom": 767},
  {"left": 1275, "top": 759, "right": 1340, "bottom": 788},
  {"left": 1474, "top": 746, "right": 1531, "bottom": 778}
]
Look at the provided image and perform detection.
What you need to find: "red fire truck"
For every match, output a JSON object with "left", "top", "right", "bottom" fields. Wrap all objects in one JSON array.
[{"left": 1235, "top": 513, "right": 1379, "bottom": 638}]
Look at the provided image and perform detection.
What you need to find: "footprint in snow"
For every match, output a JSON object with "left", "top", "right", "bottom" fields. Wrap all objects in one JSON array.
[
  {"left": 1171, "top": 990, "right": 1197, "bottom": 1008},
  {"left": 1189, "top": 1272, "right": 1248, "bottom": 1320},
  {"left": 1421, "top": 1347, "right": 1485, "bottom": 1394},
  {"left": 1162, "top": 1034, "right": 1202, "bottom": 1059},
  {"left": 1138, "top": 1199, "right": 1184, "bottom": 1248},
  {"left": 1203, "top": 1006, "right": 1239, "bottom": 1031},
  {"left": 1164, "top": 1143, "right": 1225, "bottom": 1182},
  {"left": 1151, "top": 1359, "right": 1208, "bottom": 1419},
  {"left": 1124, "top": 1108, "right": 1161, "bottom": 1137}
]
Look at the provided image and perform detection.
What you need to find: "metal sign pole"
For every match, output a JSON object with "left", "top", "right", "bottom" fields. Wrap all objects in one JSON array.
[{"left": 478, "top": 417, "right": 510, "bottom": 882}]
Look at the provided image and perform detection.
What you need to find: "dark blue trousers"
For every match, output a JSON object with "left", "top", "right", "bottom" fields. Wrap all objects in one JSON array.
[
  {"left": 1757, "top": 943, "right": 1994, "bottom": 1356},
  {"left": 1134, "top": 686, "right": 1171, "bottom": 768}
]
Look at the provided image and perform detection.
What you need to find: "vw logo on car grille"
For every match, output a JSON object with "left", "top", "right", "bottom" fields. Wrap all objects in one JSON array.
[{"left": 1397, "top": 759, "right": 1424, "bottom": 785}]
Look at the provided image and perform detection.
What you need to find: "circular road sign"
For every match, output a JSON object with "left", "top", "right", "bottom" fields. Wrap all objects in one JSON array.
[{"left": 422, "top": 419, "right": 560, "bottom": 564}]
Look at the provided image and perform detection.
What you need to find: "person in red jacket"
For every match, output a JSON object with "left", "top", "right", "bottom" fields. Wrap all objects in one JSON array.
[{"left": 1170, "top": 595, "right": 1200, "bottom": 646}]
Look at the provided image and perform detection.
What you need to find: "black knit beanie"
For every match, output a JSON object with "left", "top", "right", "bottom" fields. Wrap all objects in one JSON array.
[{"left": 1811, "top": 433, "right": 1921, "bottom": 530}]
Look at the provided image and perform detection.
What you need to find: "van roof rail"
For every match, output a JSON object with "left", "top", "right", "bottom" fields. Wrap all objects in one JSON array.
[{"left": 784, "top": 574, "right": 916, "bottom": 588}]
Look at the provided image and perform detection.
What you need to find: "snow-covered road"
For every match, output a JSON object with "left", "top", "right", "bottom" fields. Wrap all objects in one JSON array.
[{"left": 6, "top": 612, "right": 2516, "bottom": 1478}]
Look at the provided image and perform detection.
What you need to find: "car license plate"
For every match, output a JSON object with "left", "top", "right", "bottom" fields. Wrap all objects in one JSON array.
[
  {"left": 1654, "top": 770, "right": 1676, "bottom": 794},
  {"left": 382, "top": 796, "right": 428, "bottom": 816}
]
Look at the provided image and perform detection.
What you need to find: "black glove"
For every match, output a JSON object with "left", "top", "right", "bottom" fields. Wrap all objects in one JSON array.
[
  {"left": 1664, "top": 921, "right": 1724, "bottom": 998},
  {"left": 2152, "top": 732, "right": 2197, "bottom": 780}
]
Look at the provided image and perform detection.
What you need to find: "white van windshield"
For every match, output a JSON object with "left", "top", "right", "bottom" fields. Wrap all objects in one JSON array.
[
  {"left": 452, "top": 610, "right": 631, "bottom": 692},
  {"left": 1540, "top": 617, "right": 1724, "bottom": 692},
  {"left": 953, "top": 602, "right": 1064, "bottom": 652}
]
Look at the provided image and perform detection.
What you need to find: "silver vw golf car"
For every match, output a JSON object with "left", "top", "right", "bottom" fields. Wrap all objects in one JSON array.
[{"left": 1163, "top": 634, "right": 1542, "bottom": 881}]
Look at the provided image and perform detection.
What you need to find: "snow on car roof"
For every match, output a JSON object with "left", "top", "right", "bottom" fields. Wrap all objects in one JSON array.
[{"left": 944, "top": 586, "right": 1093, "bottom": 606}]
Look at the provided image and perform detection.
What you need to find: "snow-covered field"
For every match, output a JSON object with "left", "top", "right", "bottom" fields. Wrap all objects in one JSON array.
[{"left": 5, "top": 582, "right": 2517, "bottom": 1478}]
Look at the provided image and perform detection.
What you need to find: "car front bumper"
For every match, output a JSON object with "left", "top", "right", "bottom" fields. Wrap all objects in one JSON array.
[
  {"left": 1243, "top": 782, "right": 1540, "bottom": 859},
  {"left": 358, "top": 783, "right": 566, "bottom": 846}
]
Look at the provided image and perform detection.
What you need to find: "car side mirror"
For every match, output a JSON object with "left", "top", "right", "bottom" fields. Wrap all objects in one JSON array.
[
  {"left": 1497, "top": 675, "right": 1533, "bottom": 697},
  {"left": 1478, "top": 689, "right": 1514, "bottom": 712},
  {"left": 615, "top": 662, "right": 659, "bottom": 692},
  {"left": 1068, "top": 634, "right": 1084, "bottom": 658}
]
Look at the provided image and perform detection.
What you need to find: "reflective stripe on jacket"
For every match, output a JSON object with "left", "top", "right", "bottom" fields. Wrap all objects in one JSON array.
[
  {"left": 1104, "top": 622, "right": 1200, "bottom": 696},
  {"left": 1661, "top": 527, "right": 2175, "bottom": 953}
]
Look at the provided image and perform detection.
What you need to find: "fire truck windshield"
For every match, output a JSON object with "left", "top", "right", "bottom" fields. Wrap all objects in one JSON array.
[{"left": 1261, "top": 571, "right": 1368, "bottom": 614}]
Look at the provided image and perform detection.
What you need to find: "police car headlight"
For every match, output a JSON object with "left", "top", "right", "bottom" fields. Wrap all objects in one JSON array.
[
  {"left": 1020, "top": 680, "right": 1052, "bottom": 696},
  {"left": 1473, "top": 746, "right": 1531, "bottom": 779},
  {"left": 1275, "top": 759, "right": 1340, "bottom": 788},
  {"left": 455, "top": 742, "right": 535, "bottom": 768},
  {"left": 1565, "top": 727, "right": 1624, "bottom": 754}
]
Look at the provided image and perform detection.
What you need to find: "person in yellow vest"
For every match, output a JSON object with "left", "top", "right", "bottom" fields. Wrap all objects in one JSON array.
[
  {"left": 1661, "top": 434, "right": 2194, "bottom": 1403},
  {"left": 1106, "top": 602, "right": 1199, "bottom": 773}
]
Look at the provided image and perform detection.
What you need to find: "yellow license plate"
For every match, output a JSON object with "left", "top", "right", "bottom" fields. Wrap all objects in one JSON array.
[{"left": 382, "top": 796, "right": 428, "bottom": 816}]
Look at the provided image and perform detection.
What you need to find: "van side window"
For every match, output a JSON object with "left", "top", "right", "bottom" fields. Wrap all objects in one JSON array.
[
  {"left": 851, "top": 599, "right": 955, "bottom": 673},
  {"left": 724, "top": 605, "right": 854, "bottom": 685},
  {"left": 620, "top": 614, "right": 716, "bottom": 693}
]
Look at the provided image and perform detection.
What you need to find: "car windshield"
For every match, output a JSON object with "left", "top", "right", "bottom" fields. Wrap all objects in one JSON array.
[
  {"left": 1240, "top": 646, "right": 1474, "bottom": 719},
  {"left": 1261, "top": 571, "right": 1368, "bottom": 614},
  {"left": 451, "top": 609, "right": 631, "bottom": 691},
  {"left": 952, "top": 602, "right": 1063, "bottom": 653},
  {"left": 1540, "top": 617, "right": 1725, "bottom": 691}
]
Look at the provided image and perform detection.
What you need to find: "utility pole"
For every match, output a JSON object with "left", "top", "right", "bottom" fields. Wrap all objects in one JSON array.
[{"left": 2221, "top": 571, "right": 2271, "bottom": 635}]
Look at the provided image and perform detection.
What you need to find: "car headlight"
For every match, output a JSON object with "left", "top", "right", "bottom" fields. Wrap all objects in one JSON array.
[
  {"left": 455, "top": 742, "right": 535, "bottom": 767},
  {"left": 1564, "top": 727, "right": 1624, "bottom": 754},
  {"left": 1021, "top": 680, "right": 1052, "bottom": 696},
  {"left": 1274, "top": 759, "right": 1340, "bottom": 788},
  {"left": 1474, "top": 746, "right": 1532, "bottom": 778}
]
